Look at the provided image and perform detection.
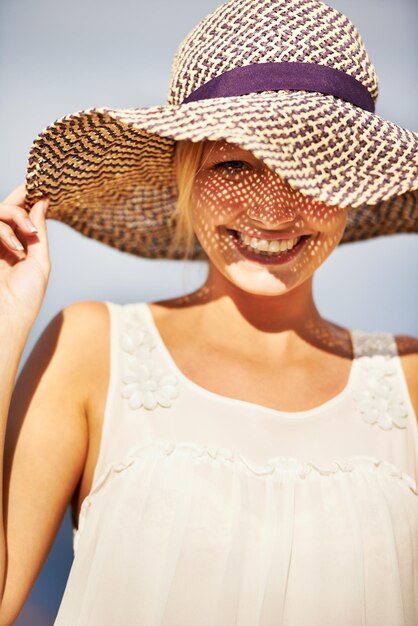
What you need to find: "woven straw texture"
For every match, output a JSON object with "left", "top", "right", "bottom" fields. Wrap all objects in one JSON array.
[{"left": 25, "top": 0, "right": 418, "bottom": 260}]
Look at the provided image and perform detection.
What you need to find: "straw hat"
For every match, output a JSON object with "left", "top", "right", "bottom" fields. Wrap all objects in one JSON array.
[{"left": 25, "top": 0, "right": 418, "bottom": 260}]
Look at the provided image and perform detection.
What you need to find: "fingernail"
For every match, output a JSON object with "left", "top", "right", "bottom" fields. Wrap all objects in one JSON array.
[
  {"left": 24, "top": 217, "right": 38, "bottom": 233},
  {"left": 10, "top": 236, "right": 24, "bottom": 251}
]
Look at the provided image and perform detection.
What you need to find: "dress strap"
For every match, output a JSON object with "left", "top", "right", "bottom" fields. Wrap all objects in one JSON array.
[
  {"left": 350, "top": 328, "right": 398, "bottom": 359},
  {"left": 350, "top": 328, "right": 418, "bottom": 432},
  {"left": 88, "top": 301, "right": 124, "bottom": 491}
]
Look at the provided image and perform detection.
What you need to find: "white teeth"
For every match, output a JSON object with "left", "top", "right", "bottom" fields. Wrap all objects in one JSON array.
[
  {"left": 256, "top": 239, "right": 270, "bottom": 251},
  {"left": 236, "top": 232, "right": 301, "bottom": 254}
]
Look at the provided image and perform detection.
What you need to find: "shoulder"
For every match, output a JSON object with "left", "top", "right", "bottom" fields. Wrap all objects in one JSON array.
[
  {"left": 65, "top": 299, "right": 110, "bottom": 336},
  {"left": 41, "top": 300, "right": 110, "bottom": 360},
  {"left": 9, "top": 301, "right": 112, "bottom": 457},
  {"left": 59, "top": 299, "right": 110, "bottom": 329},
  {"left": 58, "top": 298, "right": 111, "bottom": 364},
  {"left": 33, "top": 300, "right": 111, "bottom": 404},
  {"left": 394, "top": 334, "right": 418, "bottom": 422},
  {"left": 30, "top": 300, "right": 110, "bottom": 362}
]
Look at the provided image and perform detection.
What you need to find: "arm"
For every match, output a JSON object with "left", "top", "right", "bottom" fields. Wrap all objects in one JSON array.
[
  {"left": 0, "top": 301, "right": 101, "bottom": 625},
  {"left": 395, "top": 335, "right": 418, "bottom": 423}
]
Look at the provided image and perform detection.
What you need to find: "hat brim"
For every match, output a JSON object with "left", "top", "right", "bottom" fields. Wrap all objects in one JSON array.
[{"left": 25, "top": 90, "right": 418, "bottom": 259}]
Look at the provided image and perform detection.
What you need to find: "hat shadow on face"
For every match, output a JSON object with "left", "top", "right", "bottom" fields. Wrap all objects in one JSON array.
[{"left": 179, "top": 139, "right": 348, "bottom": 293}]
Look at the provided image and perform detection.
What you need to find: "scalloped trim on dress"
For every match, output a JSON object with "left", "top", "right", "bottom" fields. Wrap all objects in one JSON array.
[{"left": 72, "top": 439, "right": 418, "bottom": 553}]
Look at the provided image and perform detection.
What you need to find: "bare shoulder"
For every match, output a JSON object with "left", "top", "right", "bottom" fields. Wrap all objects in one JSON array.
[
  {"left": 54, "top": 299, "right": 110, "bottom": 352},
  {"left": 394, "top": 334, "right": 418, "bottom": 422},
  {"left": 44, "top": 299, "right": 109, "bottom": 361},
  {"left": 18, "top": 300, "right": 109, "bottom": 375},
  {"left": 28, "top": 300, "right": 111, "bottom": 411},
  {"left": 59, "top": 299, "right": 110, "bottom": 335},
  {"left": 58, "top": 299, "right": 110, "bottom": 393},
  {"left": 34, "top": 299, "right": 109, "bottom": 346}
]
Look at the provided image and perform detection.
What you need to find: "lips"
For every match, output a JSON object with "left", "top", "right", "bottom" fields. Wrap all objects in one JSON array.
[
  {"left": 226, "top": 228, "right": 313, "bottom": 241},
  {"left": 225, "top": 228, "right": 312, "bottom": 265}
]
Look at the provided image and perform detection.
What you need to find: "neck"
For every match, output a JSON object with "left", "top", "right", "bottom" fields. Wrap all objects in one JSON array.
[{"left": 181, "top": 263, "right": 332, "bottom": 358}]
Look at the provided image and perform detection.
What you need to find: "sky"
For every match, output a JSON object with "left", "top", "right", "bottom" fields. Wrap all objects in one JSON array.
[{"left": 0, "top": 0, "right": 417, "bottom": 622}]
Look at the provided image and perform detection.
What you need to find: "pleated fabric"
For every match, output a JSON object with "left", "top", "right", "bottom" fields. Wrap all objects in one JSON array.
[{"left": 54, "top": 302, "right": 418, "bottom": 626}]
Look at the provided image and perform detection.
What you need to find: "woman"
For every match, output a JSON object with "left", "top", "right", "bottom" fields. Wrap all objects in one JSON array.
[{"left": 1, "top": 0, "right": 418, "bottom": 623}]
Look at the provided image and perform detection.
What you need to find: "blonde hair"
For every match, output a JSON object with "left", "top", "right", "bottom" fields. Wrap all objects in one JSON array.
[{"left": 167, "top": 139, "right": 208, "bottom": 260}]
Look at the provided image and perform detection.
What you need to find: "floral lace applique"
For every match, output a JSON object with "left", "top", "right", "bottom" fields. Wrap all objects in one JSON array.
[
  {"left": 352, "top": 334, "right": 408, "bottom": 431},
  {"left": 121, "top": 314, "right": 179, "bottom": 411}
]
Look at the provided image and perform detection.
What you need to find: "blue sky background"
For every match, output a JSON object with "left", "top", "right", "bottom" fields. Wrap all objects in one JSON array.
[{"left": 0, "top": 0, "right": 417, "bottom": 623}]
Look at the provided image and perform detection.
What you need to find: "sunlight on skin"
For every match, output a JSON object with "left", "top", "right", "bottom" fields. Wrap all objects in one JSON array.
[{"left": 190, "top": 140, "right": 348, "bottom": 297}]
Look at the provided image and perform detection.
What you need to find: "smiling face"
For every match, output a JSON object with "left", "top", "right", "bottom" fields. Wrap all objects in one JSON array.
[{"left": 190, "top": 140, "right": 348, "bottom": 296}]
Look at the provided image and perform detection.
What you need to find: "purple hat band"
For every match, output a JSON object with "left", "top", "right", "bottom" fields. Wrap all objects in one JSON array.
[{"left": 181, "top": 61, "right": 375, "bottom": 113}]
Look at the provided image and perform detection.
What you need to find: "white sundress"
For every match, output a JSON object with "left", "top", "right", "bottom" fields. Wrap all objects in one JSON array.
[{"left": 53, "top": 301, "right": 418, "bottom": 626}]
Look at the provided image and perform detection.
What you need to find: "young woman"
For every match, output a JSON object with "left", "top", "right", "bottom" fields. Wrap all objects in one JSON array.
[{"left": 1, "top": 0, "right": 418, "bottom": 624}]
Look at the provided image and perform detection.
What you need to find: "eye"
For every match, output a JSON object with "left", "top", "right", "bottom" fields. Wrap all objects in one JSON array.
[{"left": 211, "top": 160, "right": 252, "bottom": 173}]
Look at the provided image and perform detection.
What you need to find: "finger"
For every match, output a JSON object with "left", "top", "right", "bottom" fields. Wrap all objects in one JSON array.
[
  {"left": 0, "top": 202, "right": 40, "bottom": 235},
  {"left": 25, "top": 199, "right": 50, "bottom": 269},
  {"left": 3, "top": 183, "right": 27, "bottom": 207},
  {"left": 0, "top": 221, "right": 26, "bottom": 252}
]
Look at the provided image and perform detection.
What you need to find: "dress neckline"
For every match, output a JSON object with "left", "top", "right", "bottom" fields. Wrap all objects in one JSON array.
[{"left": 140, "top": 302, "right": 359, "bottom": 420}]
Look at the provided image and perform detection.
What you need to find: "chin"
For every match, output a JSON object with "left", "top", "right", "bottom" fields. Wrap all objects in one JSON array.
[{"left": 223, "top": 262, "right": 304, "bottom": 296}]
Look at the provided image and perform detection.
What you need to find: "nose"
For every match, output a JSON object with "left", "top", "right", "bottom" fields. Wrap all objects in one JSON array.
[{"left": 246, "top": 170, "right": 298, "bottom": 228}]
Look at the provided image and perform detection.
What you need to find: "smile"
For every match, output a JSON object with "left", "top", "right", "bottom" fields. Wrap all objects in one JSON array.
[
  {"left": 236, "top": 232, "right": 301, "bottom": 253},
  {"left": 225, "top": 229, "right": 312, "bottom": 265}
]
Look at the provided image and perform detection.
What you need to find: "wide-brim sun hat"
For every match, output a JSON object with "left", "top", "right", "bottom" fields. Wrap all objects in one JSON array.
[{"left": 24, "top": 0, "right": 418, "bottom": 260}]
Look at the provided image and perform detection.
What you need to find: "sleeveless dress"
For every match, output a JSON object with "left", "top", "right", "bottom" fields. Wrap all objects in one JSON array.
[{"left": 53, "top": 301, "right": 418, "bottom": 626}]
